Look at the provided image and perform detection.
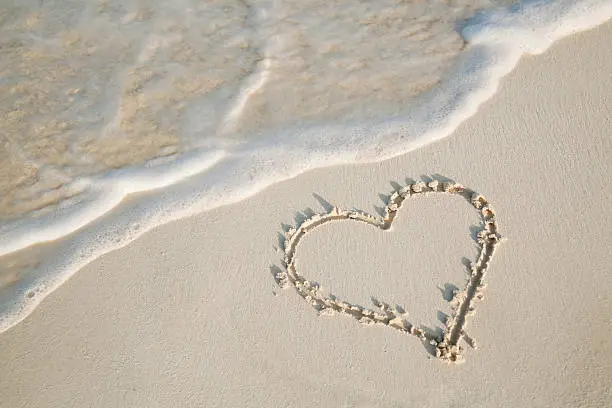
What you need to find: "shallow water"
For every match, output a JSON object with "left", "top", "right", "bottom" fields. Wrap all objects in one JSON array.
[{"left": 0, "top": 0, "right": 507, "bottom": 221}]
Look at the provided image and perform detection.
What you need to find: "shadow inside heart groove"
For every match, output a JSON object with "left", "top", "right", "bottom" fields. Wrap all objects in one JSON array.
[{"left": 272, "top": 179, "right": 502, "bottom": 363}]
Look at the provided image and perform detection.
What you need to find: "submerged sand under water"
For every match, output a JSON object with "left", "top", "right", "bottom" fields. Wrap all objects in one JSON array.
[{"left": 0, "top": 0, "right": 510, "bottom": 221}]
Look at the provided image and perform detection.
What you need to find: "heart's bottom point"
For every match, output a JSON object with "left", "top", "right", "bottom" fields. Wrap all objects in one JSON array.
[{"left": 436, "top": 342, "right": 465, "bottom": 364}]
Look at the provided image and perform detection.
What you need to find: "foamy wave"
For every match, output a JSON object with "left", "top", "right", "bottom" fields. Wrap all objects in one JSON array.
[{"left": 1, "top": 0, "right": 611, "bottom": 332}]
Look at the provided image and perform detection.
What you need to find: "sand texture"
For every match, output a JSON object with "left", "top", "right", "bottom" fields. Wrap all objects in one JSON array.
[{"left": 0, "top": 21, "right": 611, "bottom": 408}]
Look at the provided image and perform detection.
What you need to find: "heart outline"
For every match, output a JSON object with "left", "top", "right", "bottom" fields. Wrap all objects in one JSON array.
[{"left": 274, "top": 179, "right": 501, "bottom": 363}]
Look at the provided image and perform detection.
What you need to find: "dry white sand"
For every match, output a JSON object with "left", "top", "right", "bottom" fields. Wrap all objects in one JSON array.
[{"left": 1, "top": 21, "right": 611, "bottom": 408}]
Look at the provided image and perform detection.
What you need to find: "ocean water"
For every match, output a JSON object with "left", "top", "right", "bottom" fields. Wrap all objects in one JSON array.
[{"left": 0, "top": 0, "right": 611, "bottom": 331}]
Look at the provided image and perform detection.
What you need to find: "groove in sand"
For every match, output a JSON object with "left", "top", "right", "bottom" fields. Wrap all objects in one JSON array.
[{"left": 273, "top": 179, "right": 502, "bottom": 363}]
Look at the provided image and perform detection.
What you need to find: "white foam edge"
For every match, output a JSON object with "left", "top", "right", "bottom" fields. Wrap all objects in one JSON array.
[
  {"left": 0, "top": 149, "right": 228, "bottom": 257},
  {"left": 0, "top": 0, "right": 611, "bottom": 332}
]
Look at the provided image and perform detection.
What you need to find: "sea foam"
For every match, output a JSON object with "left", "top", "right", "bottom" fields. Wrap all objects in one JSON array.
[{"left": 0, "top": 0, "right": 611, "bottom": 332}]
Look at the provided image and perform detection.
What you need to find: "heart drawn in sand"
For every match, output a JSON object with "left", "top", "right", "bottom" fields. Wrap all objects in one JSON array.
[{"left": 273, "top": 179, "right": 502, "bottom": 363}]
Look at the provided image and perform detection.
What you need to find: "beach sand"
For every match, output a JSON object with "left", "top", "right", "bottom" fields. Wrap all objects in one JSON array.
[{"left": 1, "top": 21, "right": 610, "bottom": 408}]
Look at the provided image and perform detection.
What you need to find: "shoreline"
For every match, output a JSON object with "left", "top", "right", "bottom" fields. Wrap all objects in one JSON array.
[
  {"left": 0, "top": 18, "right": 611, "bottom": 408},
  {"left": 1, "top": 4, "right": 612, "bottom": 334}
]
